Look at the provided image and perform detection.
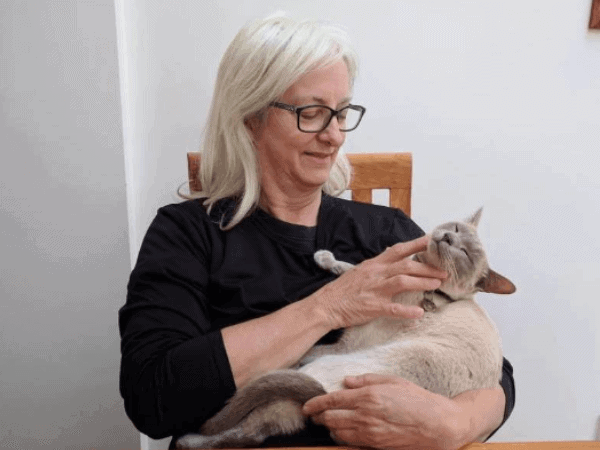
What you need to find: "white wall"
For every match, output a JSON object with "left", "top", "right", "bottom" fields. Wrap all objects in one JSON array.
[
  {"left": 0, "top": 1, "right": 138, "bottom": 449},
  {"left": 119, "top": 0, "right": 600, "bottom": 446}
]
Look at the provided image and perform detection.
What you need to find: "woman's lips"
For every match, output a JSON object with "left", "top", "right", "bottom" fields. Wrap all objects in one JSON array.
[{"left": 304, "top": 152, "right": 332, "bottom": 158}]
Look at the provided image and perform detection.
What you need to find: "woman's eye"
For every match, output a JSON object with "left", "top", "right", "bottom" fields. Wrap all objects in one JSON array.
[{"left": 300, "top": 108, "right": 325, "bottom": 120}]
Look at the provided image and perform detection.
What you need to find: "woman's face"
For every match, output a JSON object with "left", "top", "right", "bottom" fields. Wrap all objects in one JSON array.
[{"left": 250, "top": 60, "right": 350, "bottom": 195}]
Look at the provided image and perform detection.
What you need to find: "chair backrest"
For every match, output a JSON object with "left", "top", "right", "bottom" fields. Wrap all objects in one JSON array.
[
  {"left": 345, "top": 152, "right": 412, "bottom": 215},
  {"left": 187, "top": 151, "right": 412, "bottom": 215}
]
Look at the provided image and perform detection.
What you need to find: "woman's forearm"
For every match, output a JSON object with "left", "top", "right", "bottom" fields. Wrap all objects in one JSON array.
[
  {"left": 451, "top": 386, "right": 505, "bottom": 443},
  {"left": 221, "top": 292, "right": 332, "bottom": 388}
]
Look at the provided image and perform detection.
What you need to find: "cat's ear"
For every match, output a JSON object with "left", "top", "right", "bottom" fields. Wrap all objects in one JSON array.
[
  {"left": 476, "top": 269, "right": 516, "bottom": 294},
  {"left": 466, "top": 207, "right": 483, "bottom": 228}
]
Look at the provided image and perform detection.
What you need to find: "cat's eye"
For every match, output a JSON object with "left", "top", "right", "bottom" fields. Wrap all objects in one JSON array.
[{"left": 455, "top": 224, "right": 459, "bottom": 233}]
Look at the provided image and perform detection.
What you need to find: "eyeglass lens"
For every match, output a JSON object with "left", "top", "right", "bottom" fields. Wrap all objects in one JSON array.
[{"left": 298, "top": 106, "right": 361, "bottom": 132}]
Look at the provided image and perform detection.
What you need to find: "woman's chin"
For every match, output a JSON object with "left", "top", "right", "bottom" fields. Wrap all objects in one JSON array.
[
  {"left": 297, "top": 166, "right": 332, "bottom": 187},
  {"left": 302, "top": 171, "right": 331, "bottom": 189}
]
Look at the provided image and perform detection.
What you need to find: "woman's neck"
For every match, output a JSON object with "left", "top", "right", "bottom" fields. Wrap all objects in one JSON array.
[{"left": 259, "top": 189, "right": 322, "bottom": 227}]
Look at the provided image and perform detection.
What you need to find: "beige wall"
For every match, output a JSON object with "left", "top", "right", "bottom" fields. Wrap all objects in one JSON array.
[{"left": 0, "top": 1, "right": 138, "bottom": 449}]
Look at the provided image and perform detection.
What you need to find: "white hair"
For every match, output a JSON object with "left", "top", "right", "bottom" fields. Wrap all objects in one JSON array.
[{"left": 186, "top": 12, "right": 357, "bottom": 229}]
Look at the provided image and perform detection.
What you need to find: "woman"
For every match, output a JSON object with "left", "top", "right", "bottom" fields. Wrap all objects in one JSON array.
[{"left": 119, "top": 13, "right": 514, "bottom": 450}]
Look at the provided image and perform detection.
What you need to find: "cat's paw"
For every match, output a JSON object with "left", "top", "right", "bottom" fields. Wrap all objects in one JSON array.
[
  {"left": 314, "top": 250, "right": 345, "bottom": 275},
  {"left": 314, "top": 250, "right": 335, "bottom": 270}
]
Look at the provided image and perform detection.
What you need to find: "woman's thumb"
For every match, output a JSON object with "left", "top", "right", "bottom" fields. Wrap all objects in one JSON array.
[{"left": 390, "top": 303, "right": 424, "bottom": 319}]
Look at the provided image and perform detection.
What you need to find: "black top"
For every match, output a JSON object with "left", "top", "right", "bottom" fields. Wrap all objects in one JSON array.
[{"left": 119, "top": 194, "right": 515, "bottom": 447}]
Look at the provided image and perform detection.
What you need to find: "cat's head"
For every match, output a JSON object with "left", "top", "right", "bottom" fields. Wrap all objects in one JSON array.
[{"left": 415, "top": 208, "right": 516, "bottom": 300}]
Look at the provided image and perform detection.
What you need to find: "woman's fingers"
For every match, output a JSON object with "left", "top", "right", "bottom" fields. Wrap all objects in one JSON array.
[
  {"left": 303, "top": 389, "right": 361, "bottom": 415},
  {"left": 319, "top": 235, "right": 449, "bottom": 328},
  {"left": 375, "top": 237, "right": 447, "bottom": 294},
  {"left": 329, "top": 429, "right": 365, "bottom": 447},
  {"left": 344, "top": 373, "right": 409, "bottom": 388},
  {"left": 387, "top": 303, "right": 425, "bottom": 319},
  {"left": 384, "top": 258, "right": 447, "bottom": 281},
  {"left": 381, "top": 273, "right": 442, "bottom": 296},
  {"left": 379, "top": 235, "right": 429, "bottom": 263},
  {"left": 310, "top": 409, "right": 356, "bottom": 428},
  {"left": 310, "top": 411, "right": 370, "bottom": 448}
]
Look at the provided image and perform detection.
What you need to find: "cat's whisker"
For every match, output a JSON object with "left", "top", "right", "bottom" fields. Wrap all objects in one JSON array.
[{"left": 437, "top": 244, "right": 458, "bottom": 282}]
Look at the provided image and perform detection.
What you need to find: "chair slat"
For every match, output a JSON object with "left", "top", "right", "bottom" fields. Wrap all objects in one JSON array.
[
  {"left": 187, "top": 152, "right": 202, "bottom": 192},
  {"left": 347, "top": 153, "right": 412, "bottom": 214},
  {"left": 390, "top": 188, "right": 410, "bottom": 216},
  {"left": 347, "top": 153, "right": 411, "bottom": 189}
]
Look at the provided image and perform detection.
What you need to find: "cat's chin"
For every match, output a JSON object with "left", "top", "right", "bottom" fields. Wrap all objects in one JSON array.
[
  {"left": 417, "top": 246, "right": 450, "bottom": 272},
  {"left": 416, "top": 245, "right": 474, "bottom": 290}
]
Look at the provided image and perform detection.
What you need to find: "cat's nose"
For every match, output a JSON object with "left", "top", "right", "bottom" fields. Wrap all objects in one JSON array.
[{"left": 440, "top": 233, "right": 454, "bottom": 245}]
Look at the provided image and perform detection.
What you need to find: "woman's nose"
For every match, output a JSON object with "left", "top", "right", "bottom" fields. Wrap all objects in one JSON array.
[{"left": 318, "top": 117, "right": 345, "bottom": 147}]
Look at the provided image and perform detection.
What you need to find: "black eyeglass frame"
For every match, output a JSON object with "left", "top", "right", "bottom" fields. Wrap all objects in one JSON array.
[{"left": 269, "top": 101, "right": 366, "bottom": 133}]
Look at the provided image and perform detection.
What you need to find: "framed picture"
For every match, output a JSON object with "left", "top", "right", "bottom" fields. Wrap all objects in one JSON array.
[{"left": 591, "top": 0, "right": 600, "bottom": 29}]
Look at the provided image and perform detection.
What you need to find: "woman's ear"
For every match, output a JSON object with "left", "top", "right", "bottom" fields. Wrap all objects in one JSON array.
[
  {"left": 244, "top": 116, "right": 257, "bottom": 133},
  {"left": 244, "top": 113, "right": 263, "bottom": 137},
  {"left": 245, "top": 117, "right": 262, "bottom": 148},
  {"left": 245, "top": 109, "right": 268, "bottom": 146}
]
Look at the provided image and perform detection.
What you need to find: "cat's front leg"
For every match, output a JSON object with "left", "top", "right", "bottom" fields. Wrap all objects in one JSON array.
[{"left": 314, "top": 250, "right": 355, "bottom": 275}]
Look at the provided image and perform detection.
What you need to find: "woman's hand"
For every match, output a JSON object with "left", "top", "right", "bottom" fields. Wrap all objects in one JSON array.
[
  {"left": 312, "top": 235, "right": 447, "bottom": 330},
  {"left": 303, "top": 373, "right": 505, "bottom": 450}
]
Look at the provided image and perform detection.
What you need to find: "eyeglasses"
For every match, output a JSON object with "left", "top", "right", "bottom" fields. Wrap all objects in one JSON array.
[{"left": 269, "top": 101, "right": 366, "bottom": 133}]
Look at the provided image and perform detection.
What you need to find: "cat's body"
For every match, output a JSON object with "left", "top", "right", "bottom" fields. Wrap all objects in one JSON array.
[
  {"left": 297, "top": 292, "right": 503, "bottom": 396},
  {"left": 176, "top": 209, "right": 516, "bottom": 449}
]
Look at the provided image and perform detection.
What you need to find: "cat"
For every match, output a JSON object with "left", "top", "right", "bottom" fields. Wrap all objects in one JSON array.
[{"left": 175, "top": 208, "right": 516, "bottom": 449}]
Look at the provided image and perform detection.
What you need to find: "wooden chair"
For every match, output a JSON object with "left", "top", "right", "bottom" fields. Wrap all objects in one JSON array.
[{"left": 187, "top": 152, "right": 412, "bottom": 215}]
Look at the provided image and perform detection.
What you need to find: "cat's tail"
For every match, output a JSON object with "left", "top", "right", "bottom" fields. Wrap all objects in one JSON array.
[{"left": 200, "top": 369, "right": 326, "bottom": 435}]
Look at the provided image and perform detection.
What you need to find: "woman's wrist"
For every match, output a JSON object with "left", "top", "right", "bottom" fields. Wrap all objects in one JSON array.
[
  {"left": 444, "top": 387, "right": 505, "bottom": 446},
  {"left": 437, "top": 401, "right": 477, "bottom": 449},
  {"left": 302, "top": 280, "right": 341, "bottom": 332}
]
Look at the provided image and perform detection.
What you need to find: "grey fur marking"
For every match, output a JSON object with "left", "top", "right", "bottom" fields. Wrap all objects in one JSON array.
[{"left": 201, "top": 371, "right": 325, "bottom": 435}]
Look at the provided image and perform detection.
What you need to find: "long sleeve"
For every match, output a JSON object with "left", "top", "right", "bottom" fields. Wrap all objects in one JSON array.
[
  {"left": 118, "top": 205, "right": 236, "bottom": 439},
  {"left": 500, "top": 357, "right": 515, "bottom": 422},
  {"left": 484, "top": 357, "right": 515, "bottom": 440}
]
